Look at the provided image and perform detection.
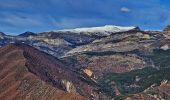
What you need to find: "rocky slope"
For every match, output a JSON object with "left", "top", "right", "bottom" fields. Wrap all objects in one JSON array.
[
  {"left": 0, "top": 44, "right": 117, "bottom": 100},
  {"left": 59, "top": 26, "right": 170, "bottom": 99},
  {"left": 0, "top": 44, "right": 86, "bottom": 100},
  {"left": 1, "top": 25, "right": 170, "bottom": 100},
  {"left": 0, "top": 25, "right": 139, "bottom": 58}
]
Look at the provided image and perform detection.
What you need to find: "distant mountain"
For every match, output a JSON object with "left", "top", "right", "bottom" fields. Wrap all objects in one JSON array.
[
  {"left": 18, "top": 31, "right": 37, "bottom": 37},
  {"left": 56, "top": 25, "right": 139, "bottom": 36},
  {"left": 0, "top": 32, "right": 5, "bottom": 36},
  {"left": 0, "top": 25, "right": 141, "bottom": 58}
]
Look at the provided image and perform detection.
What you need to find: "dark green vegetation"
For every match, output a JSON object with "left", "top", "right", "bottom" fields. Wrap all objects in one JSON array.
[
  {"left": 151, "top": 49, "right": 170, "bottom": 68},
  {"left": 84, "top": 51, "right": 118, "bottom": 56},
  {"left": 97, "top": 49, "right": 170, "bottom": 99},
  {"left": 99, "top": 67, "right": 170, "bottom": 96}
]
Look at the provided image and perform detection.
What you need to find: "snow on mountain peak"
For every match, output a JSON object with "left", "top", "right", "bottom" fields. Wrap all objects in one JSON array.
[{"left": 56, "top": 25, "right": 137, "bottom": 35}]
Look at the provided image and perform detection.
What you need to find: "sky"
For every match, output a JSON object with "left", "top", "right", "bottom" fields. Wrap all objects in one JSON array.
[{"left": 0, "top": 0, "right": 170, "bottom": 35}]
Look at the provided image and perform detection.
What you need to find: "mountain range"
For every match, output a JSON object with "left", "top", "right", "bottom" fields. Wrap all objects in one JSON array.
[{"left": 0, "top": 25, "right": 170, "bottom": 100}]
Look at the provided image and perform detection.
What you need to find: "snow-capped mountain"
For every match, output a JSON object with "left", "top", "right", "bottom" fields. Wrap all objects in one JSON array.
[{"left": 56, "top": 25, "right": 138, "bottom": 36}]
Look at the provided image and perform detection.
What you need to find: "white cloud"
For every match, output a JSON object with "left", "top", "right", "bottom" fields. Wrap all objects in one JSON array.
[{"left": 120, "top": 7, "right": 131, "bottom": 13}]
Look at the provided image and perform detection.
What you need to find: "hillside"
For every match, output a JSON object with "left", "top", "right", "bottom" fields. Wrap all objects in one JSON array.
[{"left": 0, "top": 44, "right": 86, "bottom": 100}]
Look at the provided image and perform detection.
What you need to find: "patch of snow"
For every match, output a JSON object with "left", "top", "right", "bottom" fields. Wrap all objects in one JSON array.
[
  {"left": 55, "top": 25, "right": 136, "bottom": 35},
  {"left": 161, "top": 44, "right": 169, "bottom": 50}
]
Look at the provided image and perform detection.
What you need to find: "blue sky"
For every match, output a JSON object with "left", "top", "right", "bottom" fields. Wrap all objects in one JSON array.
[{"left": 0, "top": 0, "right": 170, "bottom": 35}]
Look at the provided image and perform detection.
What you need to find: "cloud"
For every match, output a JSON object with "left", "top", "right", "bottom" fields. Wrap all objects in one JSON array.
[{"left": 120, "top": 7, "right": 131, "bottom": 13}]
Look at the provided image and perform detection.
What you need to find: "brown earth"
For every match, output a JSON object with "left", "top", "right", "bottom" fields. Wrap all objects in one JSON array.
[{"left": 0, "top": 44, "right": 86, "bottom": 100}]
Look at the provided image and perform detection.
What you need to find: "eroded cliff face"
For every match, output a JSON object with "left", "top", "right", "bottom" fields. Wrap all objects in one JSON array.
[
  {"left": 43, "top": 38, "right": 71, "bottom": 46},
  {"left": 61, "top": 79, "right": 77, "bottom": 93}
]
